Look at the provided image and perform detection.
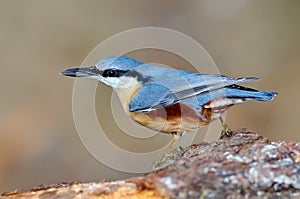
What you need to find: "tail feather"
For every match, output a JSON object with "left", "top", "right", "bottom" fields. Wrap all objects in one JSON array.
[{"left": 225, "top": 85, "right": 278, "bottom": 101}]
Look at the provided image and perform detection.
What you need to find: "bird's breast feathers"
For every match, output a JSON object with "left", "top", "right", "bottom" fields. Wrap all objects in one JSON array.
[
  {"left": 114, "top": 77, "right": 207, "bottom": 133},
  {"left": 115, "top": 76, "right": 142, "bottom": 111}
]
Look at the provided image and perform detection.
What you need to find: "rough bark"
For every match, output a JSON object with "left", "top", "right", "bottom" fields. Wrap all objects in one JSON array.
[{"left": 2, "top": 129, "right": 300, "bottom": 199}]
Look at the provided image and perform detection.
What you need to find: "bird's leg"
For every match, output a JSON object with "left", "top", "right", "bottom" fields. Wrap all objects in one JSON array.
[
  {"left": 165, "top": 132, "right": 184, "bottom": 153},
  {"left": 152, "top": 131, "right": 185, "bottom": 170},
  {"left": 219, "top": 117, "right": 232, "bottom": 138}
]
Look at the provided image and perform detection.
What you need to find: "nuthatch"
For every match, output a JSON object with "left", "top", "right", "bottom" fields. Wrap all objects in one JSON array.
[{"left": 61, "top": 56, "right": 277, "bottom": 141}]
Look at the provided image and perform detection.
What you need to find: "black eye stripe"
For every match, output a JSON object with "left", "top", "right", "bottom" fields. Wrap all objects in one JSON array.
[
  {"left": 123, "top": 70, "right": 151, "bottom": 83},
  {"left": 101, "top": 69, "right": 127, "bottom": 77},
  {"left": 102, "top": 69, "right": 116, "bottom": 77},
  {"left": 99, "top": 69, "right": 151, "bottom": 83}
]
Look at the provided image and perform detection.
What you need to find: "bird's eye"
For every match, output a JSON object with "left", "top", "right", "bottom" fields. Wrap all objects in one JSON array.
[{"left": 103, "top": 69, "right": 117, "bottom": 77}]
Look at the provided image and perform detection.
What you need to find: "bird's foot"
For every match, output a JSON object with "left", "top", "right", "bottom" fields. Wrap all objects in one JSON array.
[
  {"left": 220, "top": 123, "right": 232, "bottom": 138},
  {"left": 152, "top": 146, "right": 184, "bottom": 170},
  {"left": 218, "top": 117, "right": 232, "bottom": 139}
]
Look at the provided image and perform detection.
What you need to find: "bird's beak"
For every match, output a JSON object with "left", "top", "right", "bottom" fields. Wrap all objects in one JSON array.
[{"left": 60, "top": 66, "right": 98, "bottom": 78}]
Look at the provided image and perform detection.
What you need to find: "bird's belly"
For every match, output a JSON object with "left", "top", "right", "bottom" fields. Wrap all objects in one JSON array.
[{"left": 129, "top": 103, "right": 209, "bottom": 134}]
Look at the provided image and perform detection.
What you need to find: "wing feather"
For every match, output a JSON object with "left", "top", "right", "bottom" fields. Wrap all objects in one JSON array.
[{"left": 129, "top": 73, "right": 259, "bottom": 113}]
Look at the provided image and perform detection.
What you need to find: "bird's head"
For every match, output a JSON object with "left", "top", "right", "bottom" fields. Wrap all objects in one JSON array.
[{"left": 60, "top": 56, "right": 146, "bottom": 88}]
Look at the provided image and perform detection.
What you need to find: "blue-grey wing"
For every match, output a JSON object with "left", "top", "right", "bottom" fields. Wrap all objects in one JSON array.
[
  {"left": 128, "top": 72, "right": 261, "bottom": 113},
  {"left": 167, "top": 72, "right": 259, "bottom": 100},
  {"left": 129, "top": 83, "right": 175, "bottom": 112}
]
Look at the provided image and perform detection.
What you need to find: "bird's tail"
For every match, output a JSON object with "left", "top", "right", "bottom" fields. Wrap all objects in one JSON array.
[{"left": 224, "top": 85, "right": 278, "bottom": 101}]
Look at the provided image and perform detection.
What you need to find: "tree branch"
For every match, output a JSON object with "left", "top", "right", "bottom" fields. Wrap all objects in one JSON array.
[{"left": 2, "top": 129, "right": 300, "bottom": 198}]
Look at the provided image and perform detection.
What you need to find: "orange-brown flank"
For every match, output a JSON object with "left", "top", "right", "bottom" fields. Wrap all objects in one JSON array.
[{"left": 129, "top": 103, "right": 210, "bottom": 134}]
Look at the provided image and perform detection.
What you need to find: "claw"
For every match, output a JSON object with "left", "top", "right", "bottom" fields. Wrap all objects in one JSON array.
[
  {"left": 152, "top": 147, "right": 184, "bottom": 170},
  {"left": 221, "top": 123, "right": 232, "bottom": 137},
  {"left": 219, "top": 117, "right": 232, "bottom": 138}
]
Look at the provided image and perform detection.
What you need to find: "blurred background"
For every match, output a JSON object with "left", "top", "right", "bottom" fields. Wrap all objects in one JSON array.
[{"left": 0, "top": 0, "right": 299, "bottom": 193}]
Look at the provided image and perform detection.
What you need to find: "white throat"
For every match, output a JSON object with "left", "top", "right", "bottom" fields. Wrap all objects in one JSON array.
[
  {"left": 101, "top": 76, "right": 141, "bottom": 111},
  {"left": 99, "top": 76, "right": 140, "bottom": 89},
  {"left": 98, "top": 76, "right": 120, "bottom": 88}
]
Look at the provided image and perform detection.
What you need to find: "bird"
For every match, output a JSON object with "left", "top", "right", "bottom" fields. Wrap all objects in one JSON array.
[{"left": 60, "top": 56, "right": 277, "bottom": 151}]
